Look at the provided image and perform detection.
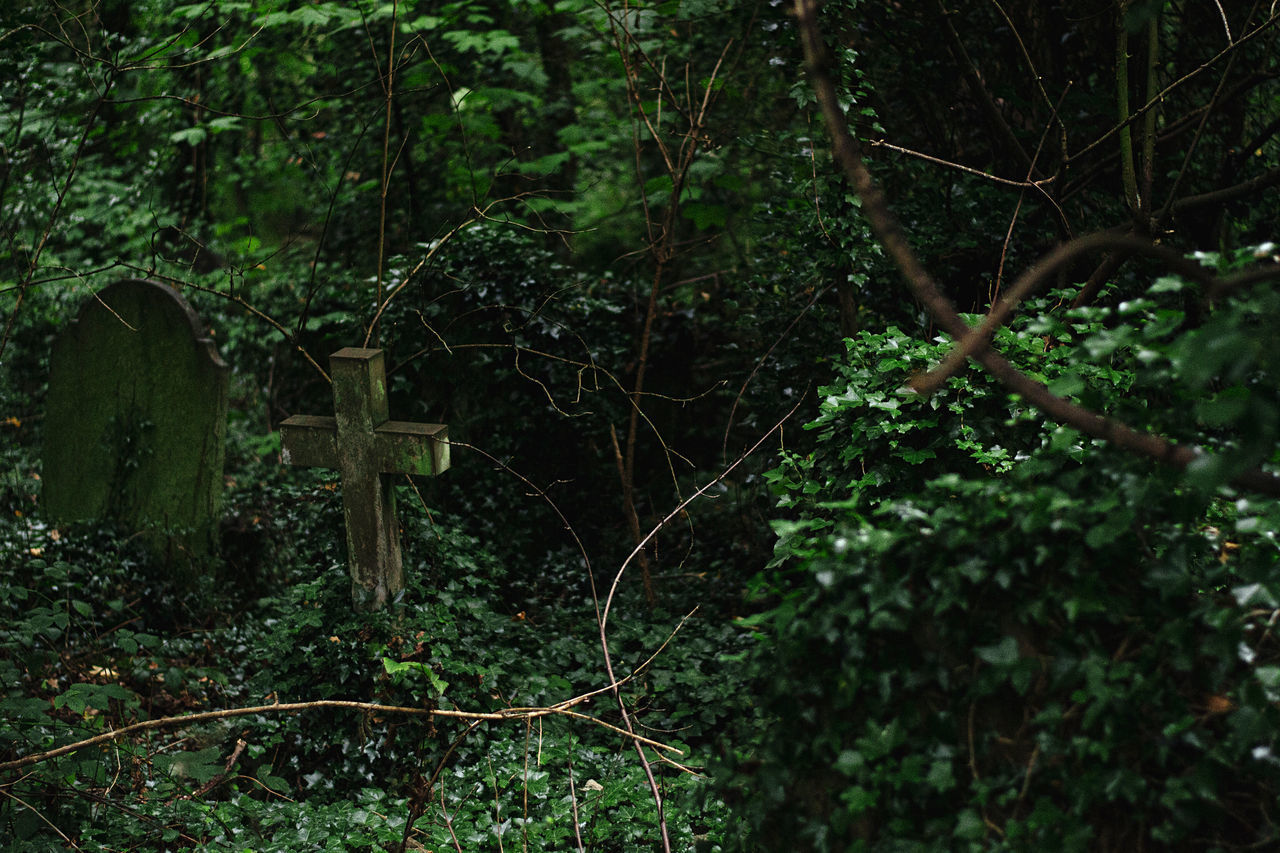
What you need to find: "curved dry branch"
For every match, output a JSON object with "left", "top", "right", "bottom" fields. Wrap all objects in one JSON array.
[
  {"left": 597, "top": 394, "right": 806, "bottom": 853},
  {"left": 865, "top": 140, "right": 1057, "bottom": 190},
  {"left": 602, "top": 396, "right": 806, "bottom": 639},
  {"left": 1169, "top": 166, "right": 1280, "bottom": 215},
  {"left": 0, "top": 696, "right": 681, "bottom": 778},
  {"left": 794, "top": 0, "right": 1280, "bottom": 498},
  {"left": 913, "top": 233, "right": 1214, "bottom": 395}
]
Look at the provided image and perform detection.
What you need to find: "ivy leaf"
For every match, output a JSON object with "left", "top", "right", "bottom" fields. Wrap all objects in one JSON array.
[
  {"left": 170, "top": 126, "right": 207, "bottom": 147},
  {"left": 976, "top": 636, "right": 1019, "bottom": 666},
  {"left": 1047, "top": 372, "right": 1085, "bottom": 397},
  {"left": 682, "top": 202, "right": 727, "bottom": 230}
]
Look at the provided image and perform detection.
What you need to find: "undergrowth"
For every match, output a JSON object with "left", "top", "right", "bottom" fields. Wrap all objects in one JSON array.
[{"left": 0, "top": 431, "right": 744, "bottom": 850}]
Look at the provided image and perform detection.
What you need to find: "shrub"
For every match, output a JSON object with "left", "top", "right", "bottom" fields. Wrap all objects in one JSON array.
[{"left": 722, "top": 263, "right": 1280, "bottom": 851}]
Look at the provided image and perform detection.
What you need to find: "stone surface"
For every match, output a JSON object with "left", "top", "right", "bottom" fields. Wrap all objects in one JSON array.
[
  {"left": 42, "top": 278, "right": 228, "bottom": 562},
  {"left": 280, "top": 348, "right": 449, "bottom": 610}
]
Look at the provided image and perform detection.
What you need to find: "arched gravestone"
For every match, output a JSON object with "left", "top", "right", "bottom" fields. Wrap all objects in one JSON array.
[{"left": 42, "top": 279, "right": 228, "bottom": 562}]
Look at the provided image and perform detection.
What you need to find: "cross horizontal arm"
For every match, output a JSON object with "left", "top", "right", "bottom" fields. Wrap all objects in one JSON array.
[
  {"left": 279, "top": 415, "right": 338, "bottom": 468},
  {"left": 373, "top": 421, "right": 450, "bottom": 476},
  {"left": 280, "top": 416, "right": 449, "bottom": 477}
]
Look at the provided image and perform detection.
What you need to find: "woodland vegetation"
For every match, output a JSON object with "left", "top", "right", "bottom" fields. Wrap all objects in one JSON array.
[{"left": 2, "top": 0, "right": 1280, "bottom": 850}]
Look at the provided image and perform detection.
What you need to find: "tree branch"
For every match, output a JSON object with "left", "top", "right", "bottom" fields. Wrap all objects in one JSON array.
[
  {"left": 1169, "top": 166, "right": 1280, "bottom": 214},
  {"left": 794, "top": 0, "right": 1280, "bottom": 497},
  {"left": 1066, "top": 10, "right": 1280, "bottom": 167},
  {"left": 0, "top": 696, "right": 681, "bottom": 777},
  {"left": 866, "top": 140, "right": 1056, "bottom": 190},
  {"left": 935, "top": 1, "right": 1036, "bottom": 178},
  {"left": 913, "top": 233, "right": 1213, "bottom": 395}
]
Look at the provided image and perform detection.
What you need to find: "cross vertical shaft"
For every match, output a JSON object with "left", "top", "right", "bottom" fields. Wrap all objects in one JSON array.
[{"left": 331, "top": 349, "right": 403, "bottom": 606}]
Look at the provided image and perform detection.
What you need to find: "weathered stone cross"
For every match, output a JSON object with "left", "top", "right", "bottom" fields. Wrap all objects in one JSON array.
[{"left": 280, "top": 348, "right": 449, "bottom": 610}]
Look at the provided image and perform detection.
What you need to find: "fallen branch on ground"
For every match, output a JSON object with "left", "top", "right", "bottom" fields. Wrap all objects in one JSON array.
[{"left": 0, "top": 695, "right": 682, "bottom": 777}]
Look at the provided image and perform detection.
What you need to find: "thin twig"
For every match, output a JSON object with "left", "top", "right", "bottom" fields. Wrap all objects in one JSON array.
[
  {"left": 935, "top": 0, "right": 1035, "bottom": 176},
  {"left": 1066, "top": 10, "right": 1280, "bottom": 166},
  {"left": 0, "top": 788, "right": 81, "bottom": 850},
  {"left": 794, "top": 0, "right": 1280, "bottom": 498},
  {"left": 721, "top": 284, "right": 828, "bottom": 462},
  {"left": 153, "top": 275, "right": 330, "bottom": 383},
  {"left": 988, "top": 0, "right": 1059, "bottom": 124},
  {"left": 567, "top": 745, "right": 586, "bottom": 853},
  {"left": 1139, "top": 9, "right": 1160, "bottom": 221},
  {"left": 1213, "top": 0, "right": 1235, "bottom": 42},
  {"left": 0, "top": 697, "right": 681, "bottom": 776},
  {"left": 1116, "top": 0, "right": 1140, "bottom": 215},
  {"left": 866, "top": 140, "right": 1055, "bottom": 190},
  {"left": 991, "top": 84, "right": 1074, "bottom": 302},
  {"left": 362, "top": 194, "right": 551, "bottom": 345},
  {"left": 0, "top": 69, "right": 116, "bottom": 362},
  {"left": 598, "top": 395, "right": 806, "bottom": 853},
  {"left": 178, "top": 738, "right": 246, "bottom": 802},
  {"left": 522, "top": 718, "right": 531, "bottom": 853},
  {"left": 442, "top": 781, "right": 465, "bottom": 852},
  {"left": 488, "top": 753, "right": 505, "bottom": 853},
  {"left": 1153, "top": 33, "right": 1240, "bottom": 225},
  {"left": 602, "top": 398, "right": 807, "bottom": 637},
  {"left": 913, "top": 233, "right": 1214, "bottom": 395},
  {"left": 372, "top": 0, "right": 400, "bottom": 348}
]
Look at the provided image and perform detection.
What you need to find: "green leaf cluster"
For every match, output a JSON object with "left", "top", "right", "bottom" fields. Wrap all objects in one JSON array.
[{"left": 723, "top": 266, "right": 1280, "bottom": 851}]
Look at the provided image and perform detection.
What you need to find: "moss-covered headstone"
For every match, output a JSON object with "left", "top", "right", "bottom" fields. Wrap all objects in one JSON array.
[
  {"left": 280, "top": 348, "right": 450, "bottom": 611},
  {"left": 42, "top": 279, "right": 228, "bottom": 563}
]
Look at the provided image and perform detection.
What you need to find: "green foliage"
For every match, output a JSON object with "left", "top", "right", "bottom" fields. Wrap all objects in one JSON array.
[
  {"left": 3, "top": 0, "right": 1279, "bottom": 849},
  {"left": 0, "top": 474, "right": 736, "bottom": 849},
  {"left": 722, "top": 256, "right": 1280, "bottom": 851}
]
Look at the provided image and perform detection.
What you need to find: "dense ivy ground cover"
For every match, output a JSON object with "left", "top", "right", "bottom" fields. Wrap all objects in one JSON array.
[
  {"left": 0, "top": 448, "right": 747, "bottom": 850},
  {"left": 722, "top": 256, "right": 1280, "bottom": 850}
]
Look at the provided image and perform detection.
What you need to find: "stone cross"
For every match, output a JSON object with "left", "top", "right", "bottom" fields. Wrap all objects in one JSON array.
[
  {"left": 279, "top": 348, "right": 449, "bottom": 610},
  {"left": 43, "top": 278, "right": 228, "bottom": 566}
]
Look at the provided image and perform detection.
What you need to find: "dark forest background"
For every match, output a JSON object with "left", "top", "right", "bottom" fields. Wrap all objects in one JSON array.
[{"left": 3, "top": 1, "right": 1280, "bottom": 850}]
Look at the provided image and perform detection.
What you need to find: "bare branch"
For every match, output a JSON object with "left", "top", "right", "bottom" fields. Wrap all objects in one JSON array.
[
  {"left": 599, "top": 394, "right": 806, "bottom": 853},
  {"left": 914, "top": 233, "right": 1214, "bottom": 395},
  {"left": 0, "top": 788, "right": 81, "bottom": 850},
  {"left": 0, "top": 696, "right": 682, "bottom": 778},
  {"left": 935, "top": 0, "right": 1037, "bottom": 177},
  {"left": 1170, "top": 166, "right": 1280, "bottom": 214},
  {"left": 1209, "top": 255, "right": 1280, "bottom": 300},
  {"left": 866, "top": 140, "right": 1056, "bottom": 190},
  {"left": 1213, "top": 0, "right": 1234, "bottom": 43},
  {"left": 0, "top": 69, "right": 117, "bottom": 362},
  {"left": 794, "top": 0, "right": 1280, "bottom": 497},
  {"left": 1068, "top": 11, "right": 1280, "bottom": 166}
]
